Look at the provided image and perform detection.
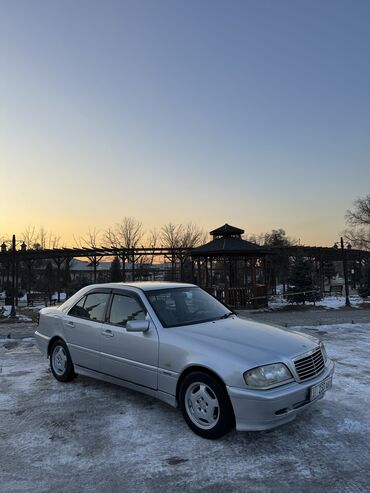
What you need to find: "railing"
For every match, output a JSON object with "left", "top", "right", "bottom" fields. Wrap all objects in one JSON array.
[
  {"left": 207, "top": 286, "right": 322, "bottom": 309},
  {"left": 207, "top": 286, "right": 268, "bottom": 309}
]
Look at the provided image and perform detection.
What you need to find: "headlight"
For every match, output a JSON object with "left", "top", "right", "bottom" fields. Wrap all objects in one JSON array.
[{"left": 244, "top": 363, "right": 293, "bottom": 389}]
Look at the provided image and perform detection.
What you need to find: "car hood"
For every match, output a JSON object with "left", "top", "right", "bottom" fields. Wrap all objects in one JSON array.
[{"left": 174, "top": 316, "right": 318, "bottom": 367}]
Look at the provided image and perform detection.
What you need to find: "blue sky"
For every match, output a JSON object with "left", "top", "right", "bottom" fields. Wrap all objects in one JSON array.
[{"left": 1, "top": 0, "right": 369, "bottom": 245}]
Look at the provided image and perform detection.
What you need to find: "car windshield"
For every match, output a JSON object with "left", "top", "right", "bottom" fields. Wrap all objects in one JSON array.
[{"left": 146, "top": 287, "right": 232, "bottom": 328}]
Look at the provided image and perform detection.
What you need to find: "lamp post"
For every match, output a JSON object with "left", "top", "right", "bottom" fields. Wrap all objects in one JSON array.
[
  {"left": 341, "top": 237, "right": 351, "bottom": 307},
  {"left": 10, "top": 235, "right": 17, "bottom": 317},
  {"left": 3, "top": 235, "right": 26, "bottom": 318}
]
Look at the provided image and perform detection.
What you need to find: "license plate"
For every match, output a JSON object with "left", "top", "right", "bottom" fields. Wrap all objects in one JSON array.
[{"left": 310, "top": 376, "right": 332, "bottom": 401}]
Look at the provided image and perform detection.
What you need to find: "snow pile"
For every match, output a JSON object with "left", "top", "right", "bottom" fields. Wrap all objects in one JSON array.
[
  {"left": 1, "top": 305, "right": 12, "bottom": 317},
  {"left": 52, "top": 292, "right": 67, "bottom": 301},
  {"left": 0, "top": 305, "right": 32, "bottom": 321}
]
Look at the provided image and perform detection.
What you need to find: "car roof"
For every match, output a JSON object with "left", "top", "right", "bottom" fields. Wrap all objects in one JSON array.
[{"left": 85, "top": 281, "right": 197, "bottom": 292}]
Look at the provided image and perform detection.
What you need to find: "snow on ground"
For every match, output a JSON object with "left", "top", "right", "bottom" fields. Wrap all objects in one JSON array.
[
  {"left": 290, "top": 322, "right": 370, "bottom": 332},
  {"left": 269, "top": 294, "right": 370, "bottom": 311},
  {"left": 17, "top": 292, "right": 66, "bottom": 303},
  {"left": 0, "top": 305, "right": 32, "bottom": 322},
  {"left": 1, "top": 323, "right": 370, "bottom": 492}
]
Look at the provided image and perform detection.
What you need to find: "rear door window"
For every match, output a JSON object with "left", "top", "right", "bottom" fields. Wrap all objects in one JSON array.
[
  {"left": 68, "top": 296, "right": 87, "bottom": 318},
  {"left": 69, "top": 292, "right": 110, "bottom": 322}
]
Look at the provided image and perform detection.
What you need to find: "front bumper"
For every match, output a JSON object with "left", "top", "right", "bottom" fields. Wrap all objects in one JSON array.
[{"left": 227, "top": 360, "right": 335, "bottom": 431}]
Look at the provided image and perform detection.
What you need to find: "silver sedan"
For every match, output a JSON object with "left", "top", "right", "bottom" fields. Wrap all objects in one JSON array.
[{"left": 35, "top": 282, "right": 334, "bottom": 439}]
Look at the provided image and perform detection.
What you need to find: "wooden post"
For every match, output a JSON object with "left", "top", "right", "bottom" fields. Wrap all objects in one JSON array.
[
  {"left": 15, "top": 258, "right": 19, "bottom": 307},
  {"left": 121, "top": 250, "right": 126, "bottom": 282},
  {"left": 191, "top": 259, "right": 195, "bottom": 283},
  {"left": 53, "top": 257, "right": 63, "bottom": 302},
  {"left": 224, "top": 257, "right": 228, "bottom": 305},
  {"left": 319, "top": 251, "right": 324, "bottom": 296},
  {"left": 131, "top": 252, "right": 135, "bottom": 281},
  {"left": 93, "top": 256, "right": 97, "bottom": 283},
  {"left": 197, "top": 259, "right": 201, "bottom": 286}
]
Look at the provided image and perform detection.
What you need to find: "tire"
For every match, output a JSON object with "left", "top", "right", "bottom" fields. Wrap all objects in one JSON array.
[
  {"left": 179, "top": 371, "right": 234, "bottom": 439},
  {"left": 50, "top": 339, "right": 75, "bottom": 382}
]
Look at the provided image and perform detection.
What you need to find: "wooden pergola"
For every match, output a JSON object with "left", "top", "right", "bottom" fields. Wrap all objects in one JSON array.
[
  {"left": 1, "top": 229, "right": 369, "bottom": 310},
  {"left": 190, "top": 224, "right": 268, "bottom": 308}
]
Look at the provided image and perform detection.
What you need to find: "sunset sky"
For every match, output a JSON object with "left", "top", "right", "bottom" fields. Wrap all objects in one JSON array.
[{"left": 1, "top": 0, "right": 369, "bottom": 246}]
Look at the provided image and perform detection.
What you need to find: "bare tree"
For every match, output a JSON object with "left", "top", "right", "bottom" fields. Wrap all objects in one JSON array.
[
  {"left": 39, "top": 227, "right": 47, "bottom": 249},
  {"left": 160, "top": 223, "right": 184, "bottom": 248},
  {"left": 143, "top": 228, "right": 161, "bottom": 266},
  {"left": 22, "top": 225, "right": 38, "bottom": 249},
  {"left": 104, "top": 217, "right": 144, "bottom": 249},
  {"left": 147, "top": 228, "right": 160, "bottom": 248},
  {"left": 345, "top": 195, "right": 370, "bottom": 250},
  {"left": 48, "top": 232, "right": 61, "bottom": 249},
  {"left": 181, "top": 222, "right": 208, "bottom": 248},
  {"left": 22, "top": 226, "right": 61, "bottom": 250},
  {"left": 160, "top": 222, "right": 206, "bottom": 249},
  {"left": 75, "top": 227, "right": 102, "bottom": 249}
]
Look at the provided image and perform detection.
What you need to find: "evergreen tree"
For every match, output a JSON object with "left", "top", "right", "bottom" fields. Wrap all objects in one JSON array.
[
  {"left": 323, "top": 260, "right": 336, "bottom": 286},
  {"left": 263, "top": 229, "right": 293, "bottom": 292},
  {"left": 62, "top": 261, "right": 71, "bottom": 290},
  {"left": 358, "top": 263, "right": 370, "bottom": 298},
  {"left": 287, "top": 256, "right": 318, "bottom": 303},
  {"left": 43, "top": 262, "right": 55, "bottom": 294},
  {"left": 110, "top": 256, "right": 121, "bottom": 282}
]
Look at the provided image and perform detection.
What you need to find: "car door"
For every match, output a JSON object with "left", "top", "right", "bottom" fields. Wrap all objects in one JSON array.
[
  {"left": 100, "top": 289, "right": 159, "bottom": 389},
  {"left": 63, "top": 289, "right": 111, "bottom": 372}
]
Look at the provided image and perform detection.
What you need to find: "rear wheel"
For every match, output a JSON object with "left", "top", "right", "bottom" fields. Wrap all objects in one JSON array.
[
  {"left": 179, "top": 371, "right": 234, "bottom": 439},
  {"left": 50, "top": 339, "right": 75, "bottom": 382}
]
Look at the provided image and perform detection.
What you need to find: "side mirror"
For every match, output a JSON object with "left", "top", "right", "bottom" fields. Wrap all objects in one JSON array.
[{"left": 126, "top": 320, "right": 150, "bottom": 332}]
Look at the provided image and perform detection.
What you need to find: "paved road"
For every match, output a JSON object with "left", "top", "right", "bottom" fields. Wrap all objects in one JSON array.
[
  {"left": 238, "top": 307, "right": 370, "bottom": 327},
  {"left": 0, "top": 322, "right": 37, "bottom": 340},
  {"left": 1, "top": 324, "right": 369, "bottom": 492}
]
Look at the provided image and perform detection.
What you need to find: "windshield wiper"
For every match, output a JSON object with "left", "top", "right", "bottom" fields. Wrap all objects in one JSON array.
[{"left": 219, "top": 312, "right": 234, "bottom": 320}]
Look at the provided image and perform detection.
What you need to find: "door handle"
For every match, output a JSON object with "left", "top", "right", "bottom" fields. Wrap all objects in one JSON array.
[
  {"left": 66, "top": 321, "right": 74, "bottom": 328},
  {"left": 102, "top": 329, "right": 114, "bottom": 337}
]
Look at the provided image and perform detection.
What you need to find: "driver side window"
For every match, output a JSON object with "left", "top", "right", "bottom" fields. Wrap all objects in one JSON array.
[{"left": 109, "top": 294, "right": 146, "bottom": 327}]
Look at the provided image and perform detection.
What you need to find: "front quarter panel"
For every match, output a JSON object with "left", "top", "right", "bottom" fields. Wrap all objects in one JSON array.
[{"left": 156, "top": 326, "right": 250, "bottom": 396}]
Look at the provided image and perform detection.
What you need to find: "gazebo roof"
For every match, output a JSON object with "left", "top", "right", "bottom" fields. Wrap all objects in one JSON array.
[
  {"left": 210, "top": 223, "right": 244, "bottom": 237},
  {"left": 191, "top": 224, "right": 265, "bottom": 257}
]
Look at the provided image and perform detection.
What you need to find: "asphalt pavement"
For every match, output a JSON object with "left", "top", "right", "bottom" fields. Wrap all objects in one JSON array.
[
  {"left": 238, "top": 307, "right": 370, "bottom": 327},
  {"left": 1, "top": 320, "right": 370, "bottom": 492}
]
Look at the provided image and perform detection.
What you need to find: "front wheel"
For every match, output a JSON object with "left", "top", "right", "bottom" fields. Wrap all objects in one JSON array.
[
  {"left": 179, "top": 371, "right": 234, "bottom": 439},
  {"left": 50, "top": 340, "right": 75, "bottom": 382}
]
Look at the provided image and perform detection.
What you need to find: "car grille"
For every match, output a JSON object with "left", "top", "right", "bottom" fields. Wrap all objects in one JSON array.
[{"left": 294, "top": 346, "right": 325, "bottom": 381}]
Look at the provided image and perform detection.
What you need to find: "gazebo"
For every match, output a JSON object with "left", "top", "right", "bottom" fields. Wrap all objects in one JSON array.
[{"left": 190, "top": 224, "right": 268, "bottom": 308}]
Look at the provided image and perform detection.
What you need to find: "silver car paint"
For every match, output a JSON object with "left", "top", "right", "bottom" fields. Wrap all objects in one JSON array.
[
  {"left": 100, "top": 316, "right": 159, "bottom": 389},
  {"left": 63, "top": 315, "right": 102, "bottom": 371},
  {"left": 35, "top": 282, "right": 334, "bottom": 431}
]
